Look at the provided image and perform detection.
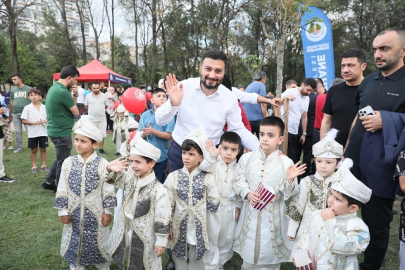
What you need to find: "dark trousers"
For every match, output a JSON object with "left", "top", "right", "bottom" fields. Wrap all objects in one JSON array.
[
  {"left": 301, "top": 135, "right": 313, "bottom": 177},
  {"left": 311, "top": 129, "right": 321, "bottom": 174},
  {"left": 249, "top": 120, "right": 261, "bottom": 139},
  {"left": 153, "top": 159, "right": 167, "bottom": 184},
  {"left": 106, "top": 112, "right": 113, "bottom": 132},
  {"left": 168, "top": 140, "right": 183, "bottom": 173},
  {"left": 76, "top": 103, "right": 86, "bottom": 115},
  {"left": 350, "top": 166, "right": 395, "bottom": 270},
  {"left": 287, "top": 133, "right": 301, "bottom": 164},
  {"left": 45, "top": 136, "right": 72, "bottom": 185}
]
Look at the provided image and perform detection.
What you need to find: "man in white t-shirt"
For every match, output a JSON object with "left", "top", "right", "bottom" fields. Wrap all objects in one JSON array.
[
  {"left": 281, "top": 78, "right": 316, "bottom": 163},
  {"left": 85, "top": 82, "right": 108, "bottom": 154},
  {"left": 76, "top": 83, "right": 86, "bottom": 116}
]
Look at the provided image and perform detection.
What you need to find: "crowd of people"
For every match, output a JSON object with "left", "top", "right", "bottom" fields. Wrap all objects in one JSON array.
[{"left": 1, "top": 27, "right": 405, "bottom": 270}]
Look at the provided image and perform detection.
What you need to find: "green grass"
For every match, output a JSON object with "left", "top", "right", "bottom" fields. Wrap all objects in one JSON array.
[{"left": 0, "top": 131, "right": 401, "bottom": 269}]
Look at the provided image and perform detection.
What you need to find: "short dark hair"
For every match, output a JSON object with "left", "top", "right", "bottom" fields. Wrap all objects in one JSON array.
[
  {"left": 181, "top": 139, "right": 203, "bottom": 156},
  {"left": 59, "top": 65, "right": 80, "bottom": 79},
  {"left": 201, "top": 49, "right": 228, "bottom": 69},
  {"left": 28, "top": 89, "right": 42, "bottom": 96},
  {"left": 285, "top": 79, "right": 297, "bottom": 88},
  {"left": 315, "top": 78, "right": 324, "bottom": 87},
  {"left": 11, "top": 73, "right": 22, "bottom": 79},
  {"left": 142, "top": 156, "right": 154, "bottom": 163},
  {"left": 220, "top": 131, "right": 242, "bottom": 147},
  {"left": 334, "top": 189, "right": 364, "bottom": 209},
  {"left": 302, "top": 78, "right": 317, "bottom": 89},
  {"left": 342, "top": 48, "right": 366, "bottom": 64},
  {"left": 331, "top": 78, "right": 345, "bottom": 87},
  {"left": 377, "top": 27, "right": 405, "bottom": 46},
  {"left": 260, "top": 116, "right": 285, "bottom": 136},
  {"left": 152, "top": 87, "right": 166, "bottom": 97},
  {"left": 91, "top": 82, "right": 100, "bottom": 87}
]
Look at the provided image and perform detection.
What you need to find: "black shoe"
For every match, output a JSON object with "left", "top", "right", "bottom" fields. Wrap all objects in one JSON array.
[
  {"left": 115, "top": 152, "right": 121, "bottom": 156},
  {"left": 166, "top": 259, "right": 175, "bottom": 270},
  {"left": 99, "top": 149, "right": 106, "bottom": 155},
  {"left": 41, "top": 182, "right": 57, "bottom": 192},
  {"left": 0, "top": 175, "right": 15, "bottom": 183}
]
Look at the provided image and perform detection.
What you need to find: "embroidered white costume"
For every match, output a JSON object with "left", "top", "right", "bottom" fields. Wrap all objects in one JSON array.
[
  {"left": 54, "top": 152, "right": 117, "bottom": 268},
  {"left": 297, "top": 158, "right": 372, "bottom": 270},
  {"left": 164, "top": 167, "right": 220, "bottom": 265},
  {"left": 297, "top": 210, "right": 370, "bottom": 269},
  {"left": 285, "top": 172, "right": 332, "bottom": 249},
  {"left": 106, "top": 170, "right": 171, "bottom": 270},
  {"left": 233, "top": 148, "right": 298, "bottom": 268},
  {"left": 201, "top": 156, "right": 242, "bottom": 269}
]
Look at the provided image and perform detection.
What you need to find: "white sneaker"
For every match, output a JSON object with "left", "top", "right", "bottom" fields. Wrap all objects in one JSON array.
[
  {"left": 13, "top": 148, "right": 22, "bottom": 153},
  {"left": 7, "top": 146, "right": 14, "bottom": 150}
]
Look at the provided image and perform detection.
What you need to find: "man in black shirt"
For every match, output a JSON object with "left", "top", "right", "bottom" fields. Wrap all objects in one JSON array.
[
  {"left": 345, "top": 27, "right": 405, "bottom": 270},
  {"left": 321, "top": 48, "right": 367, "bottom": 147}
]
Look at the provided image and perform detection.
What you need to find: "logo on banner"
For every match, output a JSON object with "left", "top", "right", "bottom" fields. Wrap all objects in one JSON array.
[
  {"left": 305, "top": 22, "right": 327, "bottom": 42},
  {"left": 110, "top": 74, "right": 113, "bottom": 81}
]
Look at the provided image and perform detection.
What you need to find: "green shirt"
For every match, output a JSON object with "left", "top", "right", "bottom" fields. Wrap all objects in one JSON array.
[
  {"left": 46, "top": 82, "right": 75, "bottom": 137},
  {"left": 10, "top": 85, "right": 32, "bottom": 114}
]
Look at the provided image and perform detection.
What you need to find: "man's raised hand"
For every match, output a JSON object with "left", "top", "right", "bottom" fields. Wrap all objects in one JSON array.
[{"left": 166, "top": 74, "right": 183, "bottom": 106}]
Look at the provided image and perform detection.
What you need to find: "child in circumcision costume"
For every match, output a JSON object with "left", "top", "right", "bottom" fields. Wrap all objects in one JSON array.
[
  {"left": 111, "top": 104, "right": 138, "bottom": 155},
  {"left": 297, "top": 158, "right": 371, "bottom": 269},
  {"left": 105, "top": 136, "right": 171, "bottom": 270},
  {"left": 201, "top": 132, "right": 243, "bottom": 270},
  {"left": 285, "top": 129, "right": 343, "bottom": 252},
  {"left": 54, "top": 117, "right": 117, "bottom": 270},
  {"left": 164, "top": 127, "right": 220, "bottom": 270},
  {"left": 233, "top": 116, "right": 306, "bottom": 270}
]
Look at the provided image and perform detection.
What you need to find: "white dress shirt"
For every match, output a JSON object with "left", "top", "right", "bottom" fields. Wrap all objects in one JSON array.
[{"left": 155, "top": 77, "right": 259, "bottom": 150}]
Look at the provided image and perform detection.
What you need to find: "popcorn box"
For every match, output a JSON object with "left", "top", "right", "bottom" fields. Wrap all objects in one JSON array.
[{"left": 251, "top": 182, "right": 275, "bottom": 211}]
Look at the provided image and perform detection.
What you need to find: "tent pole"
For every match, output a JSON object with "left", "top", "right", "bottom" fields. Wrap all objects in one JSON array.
[{"left": 108, "top": 80, "right": 110, "bottom": 87}]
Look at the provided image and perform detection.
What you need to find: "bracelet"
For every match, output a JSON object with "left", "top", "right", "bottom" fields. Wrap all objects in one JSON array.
[{"left": 303, "top": 133, "right": 307, "bottom": 135}]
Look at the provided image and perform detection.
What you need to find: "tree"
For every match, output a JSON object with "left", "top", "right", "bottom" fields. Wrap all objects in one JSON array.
[
  {"left": 83, "top": 0, "right": 105, "bottom": 60},
  {"left": 0, "top": 0, "right": 36, "bottom": 73},
  {"left": 75, "top": 0, "right": 87, "bottom": 64},
  {"left": 51, "top": 0, "right": 76, "bottom": 65},
  {"left": 104, "top": 0, "right": 116, "bottom": 70}
]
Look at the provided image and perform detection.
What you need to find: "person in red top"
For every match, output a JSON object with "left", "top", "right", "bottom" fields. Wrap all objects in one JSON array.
[{"left": 313, "top": 78, "right": 345, "bottom": 145}]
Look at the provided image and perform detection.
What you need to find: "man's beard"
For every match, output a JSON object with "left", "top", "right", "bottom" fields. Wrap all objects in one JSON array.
[{"left": 201, "top": 75, "right": 221, "bottom": 90}]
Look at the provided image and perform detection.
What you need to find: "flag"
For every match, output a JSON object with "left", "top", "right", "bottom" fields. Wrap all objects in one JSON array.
[{"left": 251, "top": 182, "right": 276, "bottom": 211}]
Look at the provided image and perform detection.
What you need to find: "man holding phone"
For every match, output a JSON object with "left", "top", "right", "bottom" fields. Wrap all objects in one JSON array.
[
  {"left": 320, "top": 48, "right": 367, "bottom": 147},
  {"left": 345, "top": 27, "right": 405, "bottom": 269},
  {"left": 41, "top": 65, "right": 80, "bottom": 191}
]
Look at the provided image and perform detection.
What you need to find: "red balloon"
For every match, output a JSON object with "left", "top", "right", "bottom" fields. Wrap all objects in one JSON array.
[
  {"left": 129, "top": 130, "right": 137, "bottom": 141},
  {"left": 114, "top": 101, "right": 120, "bottom": 109},
  {"left": 121, "top": 87, "right": 146, "bottom": 114},
  {"left": 145, "top": 92, "right": 152, "bottom": 101}
]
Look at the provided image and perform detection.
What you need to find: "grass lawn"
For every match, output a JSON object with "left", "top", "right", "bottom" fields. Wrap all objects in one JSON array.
[{"left": 0, "top": 131, "right": 401, "bottom": 269}]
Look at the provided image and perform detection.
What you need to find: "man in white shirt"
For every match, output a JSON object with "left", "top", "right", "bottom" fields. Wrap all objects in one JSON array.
[
  {"left": 156, "top": 49, "right": 280, "bottom": 172},
  {"left": 76, "top": 83, "right": 86, "bottom": 116},
  {"left": 281, "top": 78, "right": 317, "bottom": 164},
  {"left": 84, "top": 82, "right": 108, "bottom": 155}
]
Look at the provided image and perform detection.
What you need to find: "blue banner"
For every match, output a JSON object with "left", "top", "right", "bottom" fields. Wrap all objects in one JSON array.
[
  {"left": 301, "top": 7, "right": 334, "bottom": 90},
  {"left": 109, "top": 73, "right": 132, "bottom": 85}
]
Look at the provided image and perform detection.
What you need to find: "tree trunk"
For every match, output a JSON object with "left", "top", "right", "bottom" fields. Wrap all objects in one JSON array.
[
  {"left": 275, "top": 37, "right": 285, "bottom": 97},
  {"left": 9, "top": 18, "right": 19, "bottom": 73},
  {"left": 111, "top": 0, "right": 115, "bottom": 70},
  {"left": 59, "top": 0, "right": 75, "bottom": 65},
  {"left": 190, "top": 0, "right": 199, "bottom": 75},
  {"left": 149, "top": 0, "right": 157, "bottom": 87},
  {"left": 75, "top": 0, "right": 86, "bottom": 64},
  {"left": 161, "top": 22, "right": 169, "bottom": 76},
  {"left": 132, "top": 0, "right": 140, "bottom": 87}
]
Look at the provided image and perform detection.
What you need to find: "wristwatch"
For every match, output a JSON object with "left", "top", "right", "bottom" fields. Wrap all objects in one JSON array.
[
  {"left": 267, "top": 97, "right": 273, "bottom": 104},
  {"left": 303, "top": 133, "right": 307, "bottom": 136}
]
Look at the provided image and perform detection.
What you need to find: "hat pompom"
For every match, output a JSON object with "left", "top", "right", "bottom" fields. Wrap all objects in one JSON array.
[
  {"left": 338, "top": 158, "right": 353, "bottom": 171},
  {"left": 324, "top": 128, "right": 339, "bottom": 142}
]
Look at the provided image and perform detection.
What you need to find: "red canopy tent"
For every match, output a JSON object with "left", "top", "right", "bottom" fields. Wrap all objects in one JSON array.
[{"left": 53, "top": 59, "right": 132, "bottom": 85}]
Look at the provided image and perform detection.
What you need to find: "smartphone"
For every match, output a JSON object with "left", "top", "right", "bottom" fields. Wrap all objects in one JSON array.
[{"left": 358, "top": 105, "right": 375, "bottom": 117}]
